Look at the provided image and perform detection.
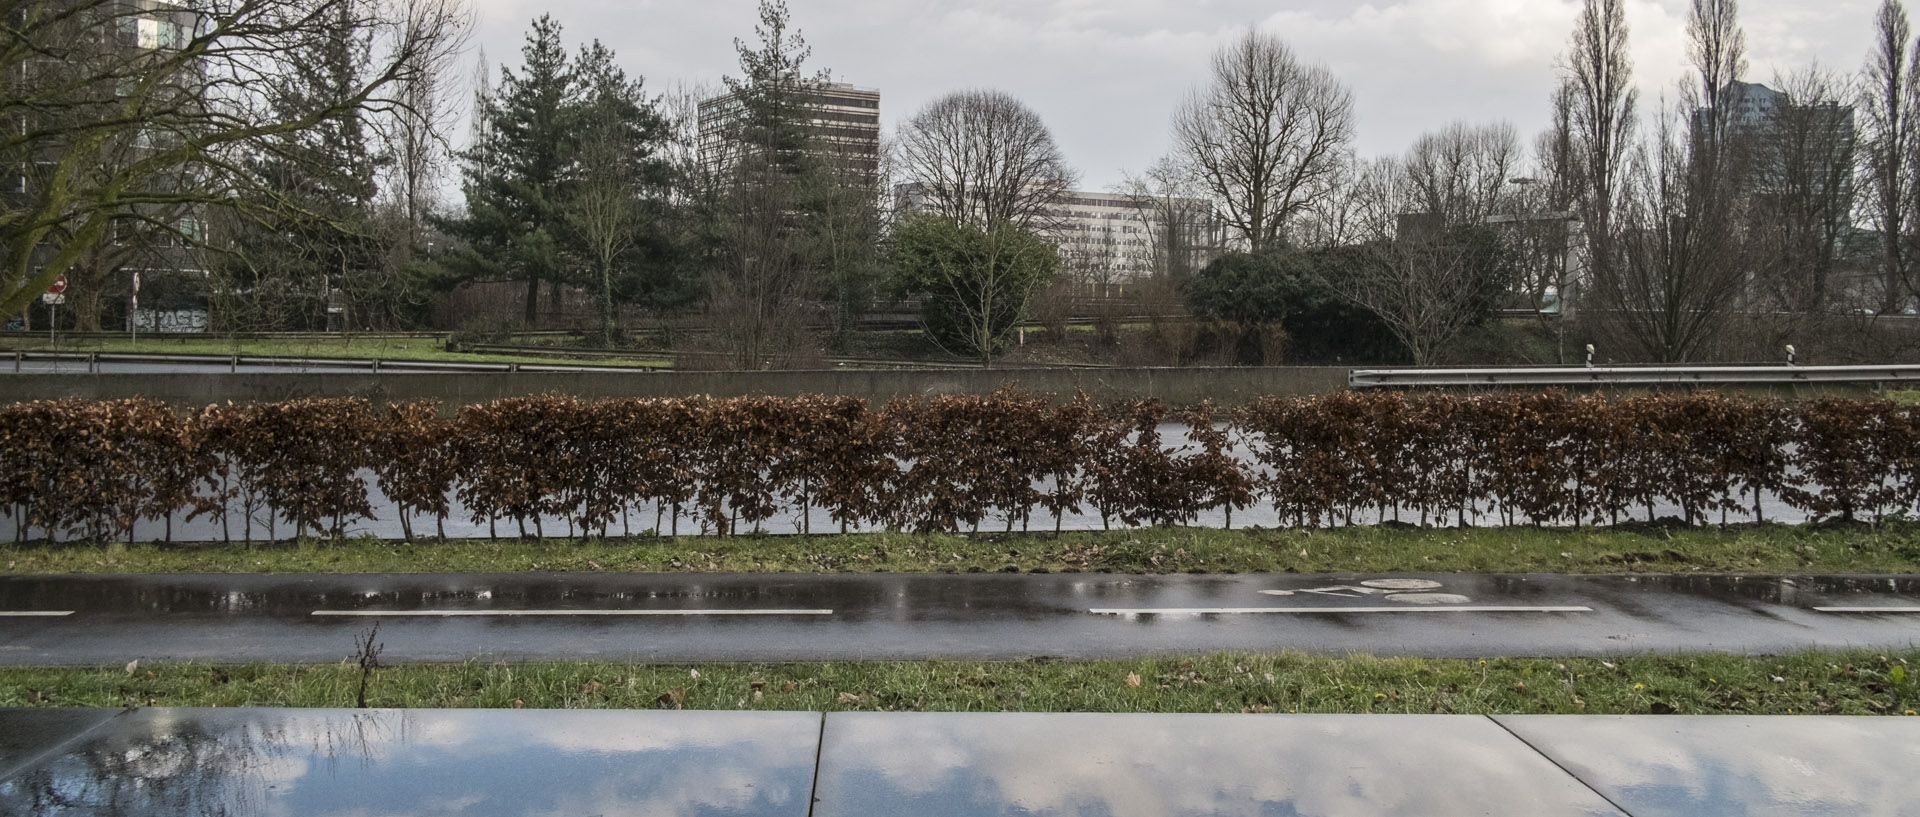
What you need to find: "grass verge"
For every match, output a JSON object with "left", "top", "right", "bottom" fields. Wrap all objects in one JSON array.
[
  {"left": 0, "top": 336, "right": 668, "bottom": 368},
  {"left": 3, "top": 650, "right": 1914, "bottom": 715},
  {"left": 6, "top": 524, "right": 1919, "bottom": 576}
]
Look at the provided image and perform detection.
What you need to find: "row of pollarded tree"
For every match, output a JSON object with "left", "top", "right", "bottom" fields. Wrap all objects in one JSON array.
[{"left": 5, "top": 390, "right": 1917, "bottom": 545}]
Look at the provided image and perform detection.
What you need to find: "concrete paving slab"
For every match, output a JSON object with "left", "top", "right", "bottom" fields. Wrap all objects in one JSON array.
[
  {"left": 812, "top": 712, "right": 1626, "bottom": 816},
  {"left": 1496, "top": 715, "right": 1920, "bottom": 817},
  {"left": 0, "top": 707, "right": 822, "bottom": 816},
  {"left": 0, "top": 708, "right": 120, "bottom": 784}
]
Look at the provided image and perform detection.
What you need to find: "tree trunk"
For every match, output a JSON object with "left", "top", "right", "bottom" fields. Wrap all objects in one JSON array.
[
  {"left": 71, "top": 248, "right": 111, "bottom": 332},
  {"left": 599, "top": 261, "right": 615, "bottom": 343}
]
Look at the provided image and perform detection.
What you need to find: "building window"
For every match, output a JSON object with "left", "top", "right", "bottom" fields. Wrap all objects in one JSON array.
[
  {"left": 177, "top": 217, "right": 205, "bottom": 244},
  {"left": 133, "top": 18, "right": 179, "bottom": 50}
]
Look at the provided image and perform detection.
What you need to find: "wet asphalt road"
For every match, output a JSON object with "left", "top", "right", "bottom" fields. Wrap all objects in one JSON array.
[{"left": 0, "top": 572, "right": 1916, "bottom": 665}]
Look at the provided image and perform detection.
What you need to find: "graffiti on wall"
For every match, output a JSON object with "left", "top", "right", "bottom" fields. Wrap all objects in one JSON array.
[{"left": 133, "top": 308, "right": 209, "bottom": 333}]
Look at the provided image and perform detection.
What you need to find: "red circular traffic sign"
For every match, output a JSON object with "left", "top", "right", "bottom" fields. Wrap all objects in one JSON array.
[{"left": 45, "top": 275, "right": 67, "bottom": 295}]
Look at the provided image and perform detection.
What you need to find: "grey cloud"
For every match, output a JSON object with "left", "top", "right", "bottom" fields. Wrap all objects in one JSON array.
[{"left": 460, "top": 0, "right": 1887, "bottom": 190}]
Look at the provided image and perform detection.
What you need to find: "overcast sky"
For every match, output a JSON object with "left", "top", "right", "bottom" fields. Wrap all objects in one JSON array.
[{"left": 459, "top": 0, "right": 1888, "bottom": 191}]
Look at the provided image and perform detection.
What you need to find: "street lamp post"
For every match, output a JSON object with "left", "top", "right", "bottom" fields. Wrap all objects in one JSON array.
[{"left": 1489, "top": 177, "right": 1578, "bottom": 364}]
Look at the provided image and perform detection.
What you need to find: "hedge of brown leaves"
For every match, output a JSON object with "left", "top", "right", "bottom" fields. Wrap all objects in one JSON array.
[{"left": 2, "top": 391, "right": 1915, "bottom": 543}]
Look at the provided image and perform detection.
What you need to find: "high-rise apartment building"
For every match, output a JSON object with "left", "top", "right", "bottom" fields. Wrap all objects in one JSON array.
[
  {"left": 1700, "top": 80, "right": 1855, "bottom": 194},
  {"left": 1704, "top": 80, "right": 1866, "bottom": 307},
  {"left": 697, "top": 81, "right": 880, "bottom": 182}
]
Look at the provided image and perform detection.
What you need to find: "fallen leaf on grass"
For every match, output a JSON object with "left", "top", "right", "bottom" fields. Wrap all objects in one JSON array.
[
  {"left": 837, "top": 692, "right": 862, "bottom": 704},
  {"left": 1126, "top": 673, "right": 1142, "bottom": 688}
]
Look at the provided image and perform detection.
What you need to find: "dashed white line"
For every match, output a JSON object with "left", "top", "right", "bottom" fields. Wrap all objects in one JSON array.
[
  {"left": 1811, "top": 606, "right": 1920, "bottom": 613},
  {"left": 0, "top": 611, "right": 73, "bottom": 617},
  {"left": 1088, "top": 606, "right": 1593, "bottom": 615},
  {"left": 310, "top": 609, "right": 833, "bottom": 617}
]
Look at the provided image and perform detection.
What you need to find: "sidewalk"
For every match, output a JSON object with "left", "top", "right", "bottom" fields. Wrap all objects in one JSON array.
[{"left": 1, "top": 707, "right": 1911, "bottom": 815}]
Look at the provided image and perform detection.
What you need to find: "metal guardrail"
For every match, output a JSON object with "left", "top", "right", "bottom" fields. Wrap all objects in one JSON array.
[{"left": 1349, "top": 365, "right": 1920, "bottom": 388}]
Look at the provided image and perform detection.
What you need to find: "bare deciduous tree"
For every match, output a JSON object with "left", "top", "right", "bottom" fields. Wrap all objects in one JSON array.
[
  {"left": 1861, "top": 0, "right": 1920, "bottom": 312},
  {"left": 568, "top": 118, "right": 645, "bottom": 344},
  {"left": 1403, "top": 121, "right": 1522, "bottom": 227},
  {"left": 2, "top": 0, "right": 472, "bottom": 319},
  {"left": 1118, "top": 155, "right": 1221, "bottom": 287},
  {"left": 1688, "top": 0, "right": 1749, "bottom": 174},
  {"left": 1599, "top": 102, "right": 1749, "bottom": 362},
  {"left": 1750, "top": 68, "right": 1859, "bottom": 317},
  {"left": 379, "top": 11, "right": 467, "bottom": 251},
  {"left": 1172, "top": 30, "right": 1354, "bottom": 252},
  {"left": 1499, "top": 87, "right": 1580, "bottom": 361},
  {"left": 1563, "top": 0, "right": 1638, "bottom": 286},
  {"left": 895, "top": 89, "right": 1074, "bottom": 232},
  {"left": 1585, "top": 0, "right": 1754, "bottom": 363},
  {"left": 1337, "top": 131, "right": 1515, "bottom": 366}
]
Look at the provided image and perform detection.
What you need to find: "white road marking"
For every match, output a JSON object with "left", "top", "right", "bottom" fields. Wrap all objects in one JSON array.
[
  {"left": 0, "top": 611, "right": 73, "bottom": 617},
  {"left": 1811, "top": 606, "right": 1920, "bottom": 613},
  {"left": 1360, "top": 579, "right": 1445, "bottom": 590},
  {"left": 1261, "top": 586, "right": 1403, "bottom": 597},
  {"left": 311, "top": 609, "right": 833, "bottom": 617},
  {"left": 1089, "top": 606, "right": 1592, "bottom": 615},
  {"left": 1385, "top": 593, "right": 1474, "bottom": 605}
]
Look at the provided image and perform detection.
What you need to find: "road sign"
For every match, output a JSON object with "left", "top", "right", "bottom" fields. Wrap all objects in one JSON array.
[
  {"left": 45, "top": 275, "right": 67, "bottom": 295},
  {"left": 41, "top": 293, "right": 65, "bottom": 305}
]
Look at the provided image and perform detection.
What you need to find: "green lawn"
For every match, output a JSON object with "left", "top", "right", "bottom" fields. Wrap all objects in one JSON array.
[
  {"left": 5, "top": 650, "right": 1913, "bottom": 715},
  {"left": 0, "top": 335, "right": 670, "bottom": 368},
  {"left": 6, "top": 524, "right": 1918, "bottom": 576}
]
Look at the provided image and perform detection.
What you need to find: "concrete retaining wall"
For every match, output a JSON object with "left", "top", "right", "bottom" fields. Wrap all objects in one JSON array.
[{"left": 1, "top": 367, "right": 1352, "bottom": 409}]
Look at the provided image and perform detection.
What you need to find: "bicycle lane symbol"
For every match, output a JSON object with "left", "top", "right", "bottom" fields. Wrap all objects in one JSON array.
[{"left": 1258, "top": 579, "right": 1472, "bottom": 605}]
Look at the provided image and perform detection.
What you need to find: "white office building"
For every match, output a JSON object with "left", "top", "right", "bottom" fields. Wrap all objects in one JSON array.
[{"left": 894, "top": 184, "right": 1222, "bottom": 287}]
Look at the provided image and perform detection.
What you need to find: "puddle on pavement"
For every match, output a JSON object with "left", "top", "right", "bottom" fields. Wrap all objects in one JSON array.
[{"left": 0, "top": 708, "right": 820, "bottom": 817}]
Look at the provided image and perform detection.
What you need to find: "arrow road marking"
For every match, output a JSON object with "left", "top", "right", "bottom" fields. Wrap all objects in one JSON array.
[
  {"left": 311, "top": 609, "right": 833, "bottom": 617},
  {"left": 1089, "top": 606, "right": 1592, "bottom": 615},
  {"left": 0, "top": 611, "right": 73, "bottom": 617},
  {"left": 1260, "top": 580, "right": 1471, "bottom": 605},
  {"left": 1811, "top": 606, "right": 1920, "bottom": 613}
]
